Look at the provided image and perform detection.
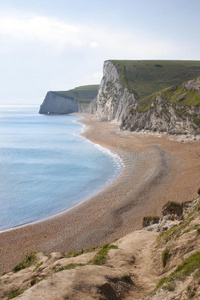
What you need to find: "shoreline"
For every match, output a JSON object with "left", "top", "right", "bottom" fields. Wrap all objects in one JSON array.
[
  {"left": 0, "top": 114, "right": 124, "bottom": 234},
  {"left": 1, "top": 113, "right": 200, "bottom": 275}
]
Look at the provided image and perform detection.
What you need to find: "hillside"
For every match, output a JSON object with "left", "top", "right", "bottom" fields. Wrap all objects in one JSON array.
[
  {"left": 93, "top": 60, "right": 200, "bottom": 135},
  {"left": 1, "top": 193, "right": 200, "bottom": 299},
  {"left": 121, "top": 76, "right": 200, "bottom": 134},
  {"left": 111, "top": 60, "right": 200, "bottom": 99},
  {"left": 56, "top": 85, "right": 99, "bottom": 106}
]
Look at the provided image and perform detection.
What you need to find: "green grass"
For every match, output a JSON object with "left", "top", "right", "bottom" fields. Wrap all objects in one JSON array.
[
  {"left": 7, "top": 289, "right": 24, "bottom": 299},
  {"left": 34, "top": 262, "right": 43, "bottom": 271},
  {"left": 51, "top": 243, "right": 118, "bottom": 271},
  {"left": 91, "top": 244, "right": 118, "bottom": 265},
  {"left": 53, "top": 263, "right": 85, "bottom": 272},
  {"left": 110, "top": 60, "right": 200, "bottom": 99},
  {"left": 194, "top": 118, "right": 200, "bottom": 125},
  {"left": 158, "top": 217, "right": 194, "bottom": 245},
  {"left": 135, "top": 83, "right": 200, "bottom": 115},
  {"left": 163, "top": 283, "right": 175, "bottom": 292},
  {"left": 13, "top": 253, "right": 36, "bottom": 272},
  {"left": 109, "top": 60, "right": 200, "bottom": 117},
  {"left": 162, "top": 85, "right": 200, "bottom": 107},
  {"left": 157, "top": 252, "right": 200, "bottom": 290},
  {"left": 172, "top": 252, "right": 200, "bottom": 277},
  {"left": 162, "top": 248, "right": 171, "bottom": 267},
  {"left": 54, "top": 85, "right": 99, "bottom": 106},
  {"left": 182, "top": 224, "right": 200, "bottom": 234},
  {"left": 137, "top": 92, "right": 158, "bottom": 112},
  {"left": 66, "top": 245, "right": 99, "bottom": 258}
]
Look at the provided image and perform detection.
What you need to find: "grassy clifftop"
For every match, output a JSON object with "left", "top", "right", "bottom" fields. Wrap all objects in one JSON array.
[
  {"left": 110, "top": 60, "right": 200, "bottom": 99},
  {"left": 55, "top": 85, "right": 99, "bottom": 106}
]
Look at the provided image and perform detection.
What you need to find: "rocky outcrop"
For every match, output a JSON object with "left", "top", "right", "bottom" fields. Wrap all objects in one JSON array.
[
  {"left": 183, "top": 77, "right": 200, "bottom": 91},
  {"left": 92, "top": 61, "right": 200, "bottom": 136},
  {"left": 121, "top": 91, "right": 200, "bottom": 135},
  {"left": 39, "top": 92, "right": 79, "bottom": 114},
  {"left": 143, "top": 198, "right": 199, "bottom": 233},
  {"left": 92, "top": 60, "right": 135, "bottom": 122}
]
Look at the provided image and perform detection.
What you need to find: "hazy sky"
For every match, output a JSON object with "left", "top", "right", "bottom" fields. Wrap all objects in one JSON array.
[{"left": 0, "top": 0, "right": 200, "bottom": 105}]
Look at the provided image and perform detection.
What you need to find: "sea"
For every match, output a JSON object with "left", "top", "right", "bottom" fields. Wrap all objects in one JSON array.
[{"left": 0, "top": 106, "right": 123, "bottom": 231}]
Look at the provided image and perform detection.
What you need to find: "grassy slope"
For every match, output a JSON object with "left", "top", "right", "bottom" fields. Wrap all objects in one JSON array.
[
  {"left": 136, "top": 83, "right": 200, "bottom": 115},
  {"left": 55, "top": 85, "right": 99, "bottom": 106},
  {"left": 111, "top": 60, "right": 200, "bottom": 100},
  {"left": 148, "top": 198, "right": 200, "bottom": 298}
]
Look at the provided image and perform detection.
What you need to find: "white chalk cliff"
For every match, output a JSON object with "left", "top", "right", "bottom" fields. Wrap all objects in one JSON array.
[
  {"left": 91, "top": 61, "right": 200, "bottom": 136},
  {"left": 39, "top": 92, "right": 79, "bottom": 114}
]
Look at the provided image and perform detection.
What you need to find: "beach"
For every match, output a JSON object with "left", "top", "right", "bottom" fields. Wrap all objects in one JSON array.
[{"left": 1, "top": 113, "right": 200, "bottom": 275}]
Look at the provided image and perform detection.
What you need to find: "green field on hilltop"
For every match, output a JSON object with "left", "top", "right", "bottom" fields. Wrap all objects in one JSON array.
[
  {"left": 56, "top": 85, "right": 99, "bottom": 106},
  {"left": 110, "top": 60, "right": 200, "bottom": 99}
]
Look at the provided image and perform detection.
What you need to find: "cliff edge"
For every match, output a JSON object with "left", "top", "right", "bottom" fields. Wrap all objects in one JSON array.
[
  {"left": 92, "top": 60, "right": 200, "bottom": 136},
  {"left": 39, "top": 91, "right": 79, "bottom": 114},
  {"left": 39, "top": 85, "right": 99, "bottom": 115}
]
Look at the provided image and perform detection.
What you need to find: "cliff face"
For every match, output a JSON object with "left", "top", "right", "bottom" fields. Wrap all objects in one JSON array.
[
  {"left": 39, "top": 92, "right": 79, "bottom": 114},
  {"left": 93, "top": 61, "right": 200, "bottom": 135},
  {"left": 121, "top": 77, "right": 200, "bottom": 135},
  {"left": 121, "top": 96, "right": 200, "bottom": 136},
  {"left": 92, "top": 61, "right": 135, "bottom": 122}
]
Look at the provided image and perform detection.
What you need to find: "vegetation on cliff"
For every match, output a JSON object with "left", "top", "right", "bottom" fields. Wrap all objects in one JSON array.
[
  {"left": 110, "top": 60, "right": 200, "bottom": 99},
  {"left": 56, "top": 85, "right": 99, "bottom": 106},
  {"left": 136, "top": 82, "right": 200, "bottom": 113}
]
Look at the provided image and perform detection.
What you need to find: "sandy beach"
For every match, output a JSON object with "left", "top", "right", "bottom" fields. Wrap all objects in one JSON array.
[{"left": 0, "top": 113, "right": 200, "bottom": 275}]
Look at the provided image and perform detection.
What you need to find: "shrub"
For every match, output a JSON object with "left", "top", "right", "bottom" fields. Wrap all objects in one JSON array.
[
  {"left": 7, "top": 289, "right": 24, "bottom": 299},
  {"left": 143, "top": 216, "right": 159, "bottom": 227},
  {"left": 162, "top": 248, "right": 171, "bottom": 267},
  {"left": 162, "top": 201, "right": 183, "bottom": 217},
  {"left": 92, "top": 244, "right": 118, "bottom": 265},
  {"left": 13, "top": 253, "right": 36, "bottom": 272},
  {"left": 31, "top": 277, "right": 37, "bottom": 286},
  {"left": 122, "top": 274, "right": 132, "bottom": 283}
]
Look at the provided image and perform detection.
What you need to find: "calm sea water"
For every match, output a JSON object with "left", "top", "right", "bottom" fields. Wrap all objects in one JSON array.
[{"left": 0, "top": 106, "right": 123, "bottom": 231}]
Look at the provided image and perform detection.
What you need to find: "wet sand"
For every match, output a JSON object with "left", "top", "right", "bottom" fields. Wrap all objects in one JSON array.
[{"left": 0, "top": 113, "right": 200, "bottom": 274}]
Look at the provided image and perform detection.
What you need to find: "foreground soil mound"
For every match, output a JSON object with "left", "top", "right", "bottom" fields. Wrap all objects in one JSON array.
[{"left": 1, "top": 194, "right": 200, "bottom": 300}]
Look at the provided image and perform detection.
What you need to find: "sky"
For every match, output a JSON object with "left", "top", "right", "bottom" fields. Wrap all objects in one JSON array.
[{"left": 0, "top": 0, "right": 200, "bottom": 105}]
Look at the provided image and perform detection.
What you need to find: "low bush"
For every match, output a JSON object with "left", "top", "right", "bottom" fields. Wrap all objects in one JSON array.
[
  {"left": 92, "top": 244, "right": 118, "bottom": 265},
  {"left": 142, "top": 216, "right": 159, "bottom": 227},
  {"left": 162, "top": 248, "right": 171, "bottom": 267},
  {"left": 13, "top": 253, "right": 36, "bottom": 272}
]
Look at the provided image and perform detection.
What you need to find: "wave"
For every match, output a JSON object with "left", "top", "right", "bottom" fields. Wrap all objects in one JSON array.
[{"left": 93, "top": 143, "right": 124, "bottom": 170}]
